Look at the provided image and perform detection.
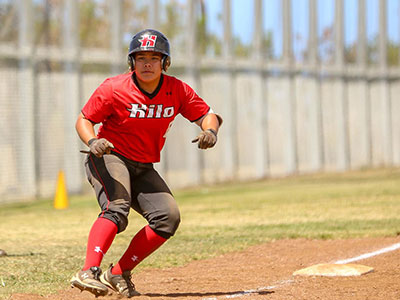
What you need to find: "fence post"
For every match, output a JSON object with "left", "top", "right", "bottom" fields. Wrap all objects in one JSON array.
[
  {"left": 149, "top": 0, "right": 160, "bottom": 29},
  {"left": 185, "top": 0, "right": 201, "bottom": 184},
  {"left": 63, "top": 0, "right": 82, "bottom": 193},
  {"left": 282, "top": 0, "right": 298, "bottom": 174},
  {"left": 222, "top": 0, "right": 237, "bottom": 180},
  {"left": 110, "top": 0, "right": 124, "bottom": 75},
  {"left": 378, "top": 0, "right": 392, "bottom": 165},
  {"left": 357, "top": 0, "right": 372, "bottom": 166},
  {"left": 334, "top": 0, "right": 350, "bottom": 171},
  {"left": 252, "top": 0, "right": 268, "bottom": 178},
  {"left": 309, "top": 0, "right": 324, "bottom": 171},
  {"left": 17, "top": 0, "right": 36, "bottom": 198}
]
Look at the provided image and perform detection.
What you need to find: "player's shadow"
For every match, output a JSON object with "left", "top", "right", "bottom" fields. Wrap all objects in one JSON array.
[{"left": 144, "top": 290, "right": 274, "bottom": 298}]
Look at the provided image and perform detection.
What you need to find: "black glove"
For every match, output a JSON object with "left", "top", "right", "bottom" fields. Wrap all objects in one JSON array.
[
  {"left": 192, "top": 129, "right": 217, "bottom": 149},
  {"left": 88, "top": 138, "right": 114, "bottom": 157}
]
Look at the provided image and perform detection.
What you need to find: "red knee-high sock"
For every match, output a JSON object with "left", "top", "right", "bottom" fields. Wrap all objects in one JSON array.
[
  {"left": 83, "top": 217, "right": 118, "bottom": 270},
  {"left": 112, "top": 225, "right": 167, "bottom": 275}
]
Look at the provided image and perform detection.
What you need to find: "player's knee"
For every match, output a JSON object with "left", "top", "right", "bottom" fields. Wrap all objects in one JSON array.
[
  {"left": 165, "top": 203, "right": 181, "bottom": 235},
  {"left": 101, "top": 211, "right": 129, "bottom": 233},
  {"left": 116, "top": 213, "right": 129, "bottom": 233},
  {"left": 154, "top": 209, "right": 180, "bottom": 239},
  {"left": 101, "top": 200, "right": 130, "bottom": 233},
  {"left": 147, "top": 194, "right": 181, "bottom": 239}
]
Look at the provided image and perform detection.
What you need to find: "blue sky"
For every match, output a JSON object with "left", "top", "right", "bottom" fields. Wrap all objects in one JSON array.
[{"left": 204, "top": 0, "right": 399, "bottom": 58}]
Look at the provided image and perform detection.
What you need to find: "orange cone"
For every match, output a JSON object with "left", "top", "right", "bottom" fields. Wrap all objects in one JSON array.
[{"left": 54, "top": 170, "right": 69, "bottom": 209}]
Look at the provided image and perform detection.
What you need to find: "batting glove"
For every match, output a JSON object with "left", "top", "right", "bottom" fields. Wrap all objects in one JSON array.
[
  {"left": 192, "top": 129, "right": 217, "bottom": 149},
  {"left": 88, "top": 138, "right": 114, "bottom": 157}
]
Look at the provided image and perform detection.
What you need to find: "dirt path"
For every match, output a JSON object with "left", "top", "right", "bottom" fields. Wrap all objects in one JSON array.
[{"left": 9, "top": 236, "right": 400, "bottom": 300}]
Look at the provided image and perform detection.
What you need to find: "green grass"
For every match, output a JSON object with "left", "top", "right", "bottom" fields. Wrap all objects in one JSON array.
[{"left": 1, "top": 168, "right": 400, "bottom": 299}]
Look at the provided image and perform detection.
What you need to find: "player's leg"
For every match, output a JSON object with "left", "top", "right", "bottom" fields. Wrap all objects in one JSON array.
[
  {"left": 71, "top": 153, "right": 132, "bottom": 296},
  {"left": 100, "top": 166, "right": 180, "bottom": 296},
  {"left": 82, "top": 153, "right": 133, "bottom": 268},
  {"left": 117, "top": 166, "right": 180, "bottom": 270}
]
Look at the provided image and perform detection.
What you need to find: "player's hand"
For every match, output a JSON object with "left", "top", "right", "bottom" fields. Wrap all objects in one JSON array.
[
  {"left": 192, "top": 129, "right": 217, "bottom": 149},
  {"left": 88, "top": 138, "right": 114, "bottom": 157}
]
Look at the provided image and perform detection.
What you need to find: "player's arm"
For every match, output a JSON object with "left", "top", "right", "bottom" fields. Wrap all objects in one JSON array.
[
  {"left": 76, "top": 113, "right": 97, "bottom": 146},
  {"left": 196, "top": 113, "right": 220, "bottom": 133},
  {"left": 75, "top": 113, "right": 114, "bottom": 157},
  {"left": 192, "top": 113, "right": 223, "bottom": 149}
]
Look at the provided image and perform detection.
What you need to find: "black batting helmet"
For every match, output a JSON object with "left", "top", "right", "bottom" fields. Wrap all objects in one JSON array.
[{"left": 128, "top": 29, "right": 171, "bottom": 71}]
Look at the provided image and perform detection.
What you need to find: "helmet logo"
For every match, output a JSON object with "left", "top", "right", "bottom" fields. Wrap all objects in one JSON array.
[{"left": 138, "top": 34, "right": 157, "bottom": 48}]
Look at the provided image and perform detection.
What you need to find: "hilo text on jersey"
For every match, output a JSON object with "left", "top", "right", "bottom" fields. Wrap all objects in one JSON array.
[{"left": 127, "top": 103, "right": 175, "bottom": 119}]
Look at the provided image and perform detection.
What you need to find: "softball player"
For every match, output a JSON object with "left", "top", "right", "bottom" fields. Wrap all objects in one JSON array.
[{"left": 70, "top": 29, "right": 222, "bottom": 297}]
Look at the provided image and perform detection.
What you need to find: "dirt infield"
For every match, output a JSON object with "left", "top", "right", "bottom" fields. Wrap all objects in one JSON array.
[{"left": 9, "top": 236, "right": 400, "bottom": 300}]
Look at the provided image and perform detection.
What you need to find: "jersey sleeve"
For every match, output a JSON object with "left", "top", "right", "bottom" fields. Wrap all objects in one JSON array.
[
  {"left": 81, "top": 78, "right": 114, "bottom": 124},
  {"left": 179, "top": 81, "right": 210, "bottom": 122}
]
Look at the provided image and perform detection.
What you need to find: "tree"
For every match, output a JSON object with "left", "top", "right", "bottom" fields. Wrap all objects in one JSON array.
[
  {"left": 80, "top": 0, "right": 109, "bottom": 48},
  {"left": 0, "top": 2, "right": 17, "bottom": 43},
  {"left": 160, "top": 0, "right": 183, "bottom": 47},
  {"left": 262, "top": 31, "right": 274, "bottom": 60},
  {"left": 387, "top": 40, "right": 399, "bottom": 66}
]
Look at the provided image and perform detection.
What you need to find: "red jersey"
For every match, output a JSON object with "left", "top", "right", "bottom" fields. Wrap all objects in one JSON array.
[{"left": 81, "top": 72, "right": 210, "bottom": 163}]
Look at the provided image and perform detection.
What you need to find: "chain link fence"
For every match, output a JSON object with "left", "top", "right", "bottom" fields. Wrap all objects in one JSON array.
[{"left": 1, "top": 0, "right": 399, "bottom": 203}]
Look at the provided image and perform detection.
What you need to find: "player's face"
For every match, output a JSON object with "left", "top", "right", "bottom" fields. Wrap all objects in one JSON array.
[{"left": 134, "top": 51, "right": 163, "bottom": 84}]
